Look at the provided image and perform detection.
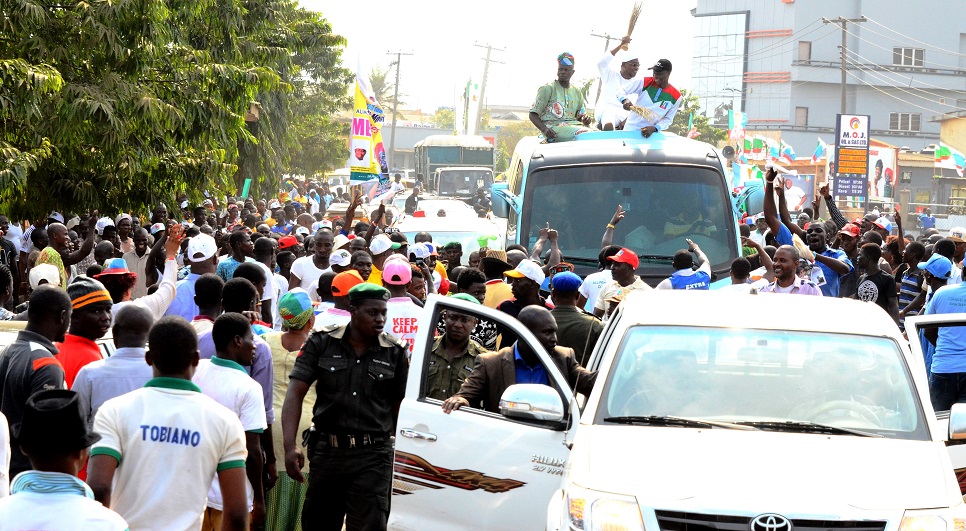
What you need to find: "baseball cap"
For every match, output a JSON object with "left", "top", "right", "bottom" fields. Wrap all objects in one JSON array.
[
  {"left": 383, "top": 259, "right": 413, "bottom": 286},
  {"left": 949, "top": 227, "right": 966, "bottom": 243},
  {"left": 648, "top": 58, "right": 672, "bottom": 72},
  {"left": 332, "top": 234, "right": 350, "bottom": 250},
  {"left": 95, "top": 217, "right": 115, "bottom": 236},
  {"left": 551, "top": 271, "right": 582, "bottom": 292},
  {"left": 838, "top": 223, "right": 861, "bottom": 238},
  {"left": 295, "top": 226, "right": 310, "bottom": 237},
  {"left": 28, "top": 263, "right": 60, "bottom": 289},
  {"left": 331, "top": 270, "right": 364, "bottom": 296},
  {"left": 278, "top": 235, "right": 298, "bottom": 250},
  {"left": 48, "top": 212, "right": 65, "bottom": 223},
  {"left": 312, "top": 220, "right": 333, "bottom": 231},
  {"left": 412, "top": 242, "right": 432, "bottom": 260},
  {"left": 607, "top": 247, "right": 640, "bottom": 269},
  {"left": 754, "top": 213, "right": 765, "bottom": 221},
  {"left": 873, "top": 217, "right": 893, "bottom": 233},
  {"left": 918, "top": 254, "right": 952, "bottom": 279},
  {"left": 370, "top": 234, "right": 395, "bottom": 255},
  {"left": 330, "top": 249, "right": 351, "bottom": 267},
  {"left": 186, "top": 233, "right": 217, "bottom": 262},
  {"left": 504, "top": 259, "right": 546, "bottom": 285},
  {"left": 149, "top": 222, "right": 165, "bottom": 235}
]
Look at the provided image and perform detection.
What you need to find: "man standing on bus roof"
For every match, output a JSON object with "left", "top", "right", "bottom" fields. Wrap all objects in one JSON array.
[
  {"left": 595, "top": 36, "right": 642, "bottom": 131},
  {"left": 529, "top": 53, "right": 594, "bottom": 143},
  {"left": 619, "top": 59, "right": 681, "bottom": 138}
]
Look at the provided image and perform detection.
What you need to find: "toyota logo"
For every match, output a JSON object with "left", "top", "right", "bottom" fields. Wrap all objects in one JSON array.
[{"left": 751, "top": 514, "right": 792, "bottom": 531}]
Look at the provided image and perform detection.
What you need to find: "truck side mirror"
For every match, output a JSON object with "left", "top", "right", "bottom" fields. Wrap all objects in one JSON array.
[
  {"left": 490, "top": 184, "right": 512, "bottom": 218},
  {"left": 949, "top": 403, "right": 966, "bottom": 440},
  {"left": 499, "top": 384, "right": 564, "bottom": 423}
]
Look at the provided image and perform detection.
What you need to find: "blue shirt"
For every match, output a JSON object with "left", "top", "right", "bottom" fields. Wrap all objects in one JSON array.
[
  {"left": 814, "top": 247, "right": 852, "bottom": 298},
  {"left": 925, "top": 283, "right": 966, "bottom": 374},
  {"left": 216, "top": 256, "right": 254, "bottom": 282},
  {"left": 513, "top": 344, "right": 549, "bottom": 386},
  {"left": 775, "top": 223, "right": 793, "bottom": 246},
  {"left": 920, "top": 214, "right": 936, "bottom": 229},
  {"left": 163, "top": 273, "right": 201, "bottom": 321}
]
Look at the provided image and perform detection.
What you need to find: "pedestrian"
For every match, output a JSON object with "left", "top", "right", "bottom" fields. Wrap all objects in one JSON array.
[
  {"left": 855, "top": 243, "right": 899, "bottom": 323},
  {"left": 72, "top": 304, "right": 154, "bottom": 422},
  {"left": 577, "top": 245, "right": 620, "bottom": 314},
  {"left": 315, "top": 270, "right": 364, "bottom": 330},
  {"left": 367, "top": 234, "right": 401, "bottom": 287},
  {"left": 425, "top": 293, "right": 485, "bottom": 401},
  {"left": 55, "top": 277, "right": 112, "bottom": 388},
  {"left": 550, "top": 272, "right": 603, "bottom": 367},
  {"left": 189, "top": 273, "right": 224, "bottom": 336},
  {"left": 0, "top": 390, "right": 127, "bottom": 529},
  {"left": 655, "top": 240, "right": 712, "bottom": 290},
  {"left": 594, "top": 248, "right": 650, "bottom": 320},
  {"left": 35, "top": 216, "right": 97, "bottom": 289},
  {"left": 195, "top": 313, "right": 268, "bottom": 530},
  {"left": 216, "top": 230, "right": 256, "bottom": 281},
  {"left": 759, "top": 245, "right": 823, "bottom": 295},
  {"left": 233, "top": 262, "right": 274, "bottom": 329},
  {"left": 122, "top": 228, "right": 152, "bottom": 299},
  {"left": 382, "top": 257, "right": 422, "bottom": 355},
  {"left": 289, "top": 230, "right": 333, "bottom": 291},
  {"left": 529, "top": 52, "right": 593, "bottom": 142},
  {"left": 497, "top": 259, "right": 553, "bottom": 347},
  {"left": 253, "top": 237, "right": 281, "bottom": 329},
  {"left": 919, "top": 253, "right": 953, "bottom": 378},
  {"left": 87, "top": 316, "right": 250, "bottom": 531},
  {"left": 164, "top": 232, "right": 219, "bottom": 321},
  {"left": 102, "top": 225, "right": 183, "bottom": 320},
  {"left": 282, "top": 283, "right": 408, "bottom": 531}
]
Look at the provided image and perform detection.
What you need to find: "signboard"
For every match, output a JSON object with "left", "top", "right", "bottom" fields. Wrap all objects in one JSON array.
[
  {"left": 833, "top": 114, "right": 870, "bottom": 200},
  {"left": 868, "top": 145, "right": 897, "bottom": 200}
]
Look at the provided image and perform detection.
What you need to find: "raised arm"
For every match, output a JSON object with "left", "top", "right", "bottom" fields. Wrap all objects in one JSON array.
[
  {"left": 64, "top": 212, "right": 98, "bottom": 266},
  {"left": 893, "top": 206, "right": 907, "bottom": 256},
  {"left": 601, "top": 205, "right": 624, "bottom": 249},
  {"left": 762, "top": 169, "right": 783, "bottom": 237},
  {"left": 820, "top": 185, "right": 848, "bottom": 228}
]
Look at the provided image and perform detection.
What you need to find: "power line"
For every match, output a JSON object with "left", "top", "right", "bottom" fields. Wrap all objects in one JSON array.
[
  {"left": 823, "top": 16, "right": 866, "bottom": 114},
  {"left": 845, "top": 70, "right": 949, "bottom": 116},
  {"left": 864, "top": 16, "right": 966, "bottom": 59},
  {"left": 840, "top": 25, "right": 966, "bottom": 72},
  {"left": 386, "top": 50, "right": 413, "bottom": 171},
  {"left": 845, "top": 48, "right": 966, "bottom": 96},
  {"left": 845, "top": 57, "right": 966, "bottom": 112}
]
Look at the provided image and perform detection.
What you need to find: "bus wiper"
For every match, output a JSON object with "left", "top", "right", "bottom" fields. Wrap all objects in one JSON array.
[
  {"left": 603, "top": 415, "right": 758, "bottom": 430},
  {"left": 562, "top": 256, "right": 599, "bottom": 266},
  {"left": 637, "top": 254, "right": 674, "bottom": 262},
  {"left": 736, "top": 420, "right": 882, "bottom": 438}
]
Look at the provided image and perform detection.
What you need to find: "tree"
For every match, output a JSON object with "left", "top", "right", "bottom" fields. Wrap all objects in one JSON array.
[
  {"left": 495, "top": 121, "right": 537, "bottom": 173},
  {"left": 666, "top": 90, "right": 728, "bottom": 146},
  {"left": 0, "top": 0, "right": 352, "bottom": 218},
  {"left": 369, "top": 64, "right": 405, "bottom": 119},
  {"left": 433, "top": 108, "right": 455, "bottom": 130}
]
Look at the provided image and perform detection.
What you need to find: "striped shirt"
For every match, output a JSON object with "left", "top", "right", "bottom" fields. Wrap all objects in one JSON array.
[
  {"left": 899, "top": 268, "right": 923, "bottom": 330},
  {"left": 0, "top": 470, "right": 128, "bottom": 530}
]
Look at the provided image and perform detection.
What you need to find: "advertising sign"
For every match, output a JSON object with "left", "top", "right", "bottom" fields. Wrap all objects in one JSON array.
[
  {"left": 833, "top": 114, "right": 870, "bottom": 199},
  {"left": 868, "top": 145, "right": 897, "bottom": 200}
]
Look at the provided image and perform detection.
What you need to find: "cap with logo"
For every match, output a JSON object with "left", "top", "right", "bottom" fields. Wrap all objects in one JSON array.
[
  {"left": 873, "top": 217, "right": 893, "bottom": 233},
  {"left": 949, "top": 227, "right": 966, "bottom": 243},
  {"left": 149, "top": 222, "right": 165, "bottom": 235},
  {"left": 607, "top": 247, "right": 640, "bottom": 269},
  {"left": 370, "top": 234, "right": 401, "bottom": 255},
  {"left": 330, "top": 249, "right": 352, "bottom": 267},
  {"left": 648, "top": 59, "right": 672, "bottom": 72},
  {"left": 504, "top": 259, "right": 546, "bottom": 285},
  {"left": 186, "top": 233, "right": 218, "bottom": 262},
  {"left": 838, "top": 223, "right": 861, "bottom": 238}
]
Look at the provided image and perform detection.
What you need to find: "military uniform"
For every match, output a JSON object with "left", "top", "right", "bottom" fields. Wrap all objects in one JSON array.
[
  {"left": 425, "top": 335, "right": 486, "bottom": 401},
  {"left": 290, "top": 322, "right": 409, "bottom": 531}
]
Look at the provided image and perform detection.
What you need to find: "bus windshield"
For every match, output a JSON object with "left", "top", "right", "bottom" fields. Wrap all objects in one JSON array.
[
  {"left": 523, "top": 164, "right": 736, "bottom": 272},
  {"left": 438, "top": 169, "right": 494, "bottom": 197}
]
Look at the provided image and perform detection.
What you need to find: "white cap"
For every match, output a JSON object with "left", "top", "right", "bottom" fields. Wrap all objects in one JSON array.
[
  {"left": 333, "top": 233, "right": 350, "bottom": 250},
  {"left": 47, "top": 212, "right": 64, "bottom": 223},
  {"left": 614, "top": 49, "right": 639, "bottom": 63},
  {"left": 330, "top": 249, "right": 352, "bottom": 267},
  {"left": 412, "top": 242, "right": 432, "bottom": 260},
  {"left": 312, "top": 220, "right": 333, "bottom": 232},
  {"left": 504, "top": 259, "right": 546, "bottom": 285},
  {"left": 95, "top": 217, "right": 115, "bottom": 236},
  {"left": 369, "top": 234, "right": 394, "bottom": 255},
  {"left": 186, "top": 234, "right": 217, "bottom": 262},
  {"left": 29, "top": 263, "right": 60, "bottom": 289},
  {"left": 295, "top": 226, "right": 310, "bottom": 236}
]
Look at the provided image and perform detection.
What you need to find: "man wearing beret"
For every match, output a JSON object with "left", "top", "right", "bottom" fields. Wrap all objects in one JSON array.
[
  {"left": 282, "top": 282, "right": 409, "bottom": 531},
  {"left": 529, "top": 52, "right": 594, "bottom": 142}
]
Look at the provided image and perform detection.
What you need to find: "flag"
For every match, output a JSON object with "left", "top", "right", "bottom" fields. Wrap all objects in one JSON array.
[
  {"left": 936, "top": 142, "right": 966, "bottom": 177},
  {"left": 751, "top": 136, "right": 765, "bottom": 160},
  {"left": 810, "top": 137, "right": 828, "bottom": 164},
  {"left": 779, "top": 139, "right": 796, "bottom": 165},
  {"left": 728, "top": 109, "right": 748, "bottom": 141},
  {"left": 765, "top": 137, "right": 780, "bottom": 162},
  {"left": 686, "top": 113, "right": 699, "bottom": 138},
  {"left": 350, "top": 72, "right": 388, "bottom": 183},
  {"left": 733, "top": 163, "right": 764, "bottom": 184}
]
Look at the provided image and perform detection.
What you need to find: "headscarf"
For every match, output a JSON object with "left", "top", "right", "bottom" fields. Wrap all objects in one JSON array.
[
  {"left": 557, "top": 52, "right": 574, "bottom": 66},
  {"left": 278, "top": 290, "right": 313, "bottom": 330}
]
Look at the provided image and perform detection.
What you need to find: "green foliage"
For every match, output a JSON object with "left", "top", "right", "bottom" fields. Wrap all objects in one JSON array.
[
  {"left": 433, "top": 108, "right": 455, "bottom": 129},
  {"left": 666, "top": 89, "right": 728, "bottom": 146},
  {"left": 0, "top": 0, "right": 352, "bottom": 218},
  {"left": 494, "top": 121, "right": 536, "bottom": 173}
]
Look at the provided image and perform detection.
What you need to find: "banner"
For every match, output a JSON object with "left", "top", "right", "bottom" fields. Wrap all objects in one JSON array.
[
  {"left": 936, "top": 142, "right": 966, "bottom": 177},
  {"left": 868, "top": 146, "right": 897, "bottom": 200},
  {"left": 350, "top": 74, "right": 388, "bottom": 184},
  {"left": 777, "top": 174, "right": 815, "bottom": 213},
  {"left": 811, "top": 137, "right": 828, "bottom": 164},
  {"left": 779, "top": 139, "right": 796, "bottom": 165},
  {"left": 728, "top": 109, "right": 748, "bottom": 141}
]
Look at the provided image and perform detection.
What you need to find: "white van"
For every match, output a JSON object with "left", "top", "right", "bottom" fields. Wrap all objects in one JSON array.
[{"left": 389, "top": 291, "right": 966, "bottom": 530}]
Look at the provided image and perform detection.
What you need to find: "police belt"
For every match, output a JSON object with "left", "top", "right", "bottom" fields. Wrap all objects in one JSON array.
[{"left": 316, "top": 432, "right": 388, "bottom": 449}]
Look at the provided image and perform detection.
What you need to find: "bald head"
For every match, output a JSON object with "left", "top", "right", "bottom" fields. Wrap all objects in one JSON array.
[
  {"left": 94, "top": 240, "right": 116, "bottom": 263},
  {"left": 506, "top": 250, "right": 527, "bottom": 268},
  {"left": 113, "top": 304, "right": 154, "bottom": 348},
  {"left": 517, "top": 305, "right": 557, "bottom": 353}
]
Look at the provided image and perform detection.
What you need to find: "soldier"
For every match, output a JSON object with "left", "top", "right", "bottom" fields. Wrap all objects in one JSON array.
[{"left": 282, "top": 283, "right": 409, "bottom": 531}]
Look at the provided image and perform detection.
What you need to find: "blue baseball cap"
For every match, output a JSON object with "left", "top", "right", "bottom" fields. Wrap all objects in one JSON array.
[
  {"left": 551, "top": 271, "right": 582, "bottom": 292},
  {"left": 918, "top": 254, "right": 952, "bottom": 279}
]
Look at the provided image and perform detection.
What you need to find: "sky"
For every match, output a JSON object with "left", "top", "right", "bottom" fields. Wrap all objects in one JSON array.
[{"left": 301, "top": 0, "right": 699, "bottom": 114}]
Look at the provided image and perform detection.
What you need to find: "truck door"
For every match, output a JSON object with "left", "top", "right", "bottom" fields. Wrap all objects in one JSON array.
[
  {"left": 389, "top": 295, "right": 578, "bottom": 531},
  {"left": 906, "top": 314, "right": 966, "bottom": 494}
]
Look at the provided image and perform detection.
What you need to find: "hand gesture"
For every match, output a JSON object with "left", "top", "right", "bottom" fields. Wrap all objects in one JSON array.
[
  {"left": 164, "top": 224, "right": 184, "bottom": 260},
  {"left": 686, "top": 238, "right": 698, "bottom": 252},
  {"left": 773, "top": 177, "right": 785, "bottom": 197},
  {"left": 819, "top": 184, "right": 830, "bottom": 198},
  {"left": 740, "top": 236, "right": 759, "bottom": 249},
  {"left": 765, "top": 168, "right": 778, "bottom": 182},
  {"left": 375, "top": 203, "right": 386, "bottom": 223},
  {"left": 610, "top": 205, "right": 625, "bottom": 226},
  {"left": 350, "top": 190, "right": 364, "bottom": 209},
  {"left": 548, "top": 228, "right": 559, "bottom": 243},
  {"left": 87, "top": 210, "right": 99, "bottom": 232},
  {"left": 579, "top": 113, "right": 593, "bottom": 127},
  {"left": 538, "top": 223, "right": 550, "bottom": 240}
]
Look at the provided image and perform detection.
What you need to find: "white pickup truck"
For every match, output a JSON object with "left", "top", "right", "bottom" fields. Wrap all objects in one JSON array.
[{"left": 389, "top": 291, "right": 966, "bottom": 530}]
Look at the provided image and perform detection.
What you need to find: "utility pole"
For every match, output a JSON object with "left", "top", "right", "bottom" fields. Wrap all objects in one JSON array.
[
  {"left": 386, "top": 50, "right": 413, "bottom": 173},
  {"left": 822, "top": 16, "right": 866, "bottom": 115},
  {"left": 473, "top": 42, "right": 504, "bottom": 135},
  {"left": 590, "top": 32, "right": 615, "bottom": 107}
]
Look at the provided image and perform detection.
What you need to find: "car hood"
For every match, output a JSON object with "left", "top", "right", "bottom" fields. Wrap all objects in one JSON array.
[{"left": 568, "top": 426, "right": 958, "bottom": 511}]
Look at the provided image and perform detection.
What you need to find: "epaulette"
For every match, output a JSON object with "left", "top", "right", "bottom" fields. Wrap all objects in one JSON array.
[{"left": 380, "top": 332, "right": 409, "bottom": 349}]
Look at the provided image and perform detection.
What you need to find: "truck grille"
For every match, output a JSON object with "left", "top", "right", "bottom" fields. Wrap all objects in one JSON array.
[{"left": 655, "top": 511, "right": 887, "bottom": 531}]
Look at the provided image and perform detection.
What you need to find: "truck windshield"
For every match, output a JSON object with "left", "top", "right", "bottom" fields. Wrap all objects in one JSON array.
[
  {"left": 438, "top": 170, "right": 493, "bottom": 196},
  {"left": 596, "top": 326, "right": 928, "bottom": 441},
  {"left": 522, "top": 165, "right": 736, "bottom": 273}
]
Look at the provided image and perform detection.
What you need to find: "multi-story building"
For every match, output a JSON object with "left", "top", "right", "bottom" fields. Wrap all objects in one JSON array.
[{"left": 691, "top": 0, "right": 966, "bottom": 153}]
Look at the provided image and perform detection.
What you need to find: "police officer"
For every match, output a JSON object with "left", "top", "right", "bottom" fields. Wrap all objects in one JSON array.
[{"left": 281, "top": 283, "right": 409, "bottom": 531}]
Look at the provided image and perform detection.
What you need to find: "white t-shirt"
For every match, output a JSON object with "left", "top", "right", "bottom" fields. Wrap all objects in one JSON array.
[
  {"left": 253, "top": 261, "right": 280, "bottom": 330},
  {"left": 91, "top": 379, "right": 248, "bottom": 531},
  {"left": 314, "top": 307, "right": 351, "bottom": 330},
  {"left": 0, "top": 412, "right": 8, "bottom": 498},
  {"left": 274, "top": 273, "right": 289, "bottom": 330},
  {"left": 385, "top": 297, "right": 423, "bottom": 355},
  {"left": 0, "top": 473, "right": 128, "bottom": 530},
  {"left": 290, "top": 256, "right": 331, "bottom": 292},
  {"left": 193, "top": 358, "right": 267, "bottom": 511},
  {"left": 595, "top": 277, "right": 651, "bottom": 320},
  {"left": 578, "top": 269, "right": 612, "bottom": 314}
]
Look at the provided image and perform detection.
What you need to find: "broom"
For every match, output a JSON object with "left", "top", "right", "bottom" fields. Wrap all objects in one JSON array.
[{"left": 622, "top": 1, "right": 644, "bottom": 50}]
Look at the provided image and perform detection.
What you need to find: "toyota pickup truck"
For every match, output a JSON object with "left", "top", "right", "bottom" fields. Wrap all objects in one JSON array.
[{"left": 389, "top": 291, "right": 966, "bottom": 531}]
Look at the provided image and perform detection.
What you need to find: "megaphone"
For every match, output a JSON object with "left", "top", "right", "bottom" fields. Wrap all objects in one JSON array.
[{"left": 721, "top": 145, "right": 736, "bottom": 161}]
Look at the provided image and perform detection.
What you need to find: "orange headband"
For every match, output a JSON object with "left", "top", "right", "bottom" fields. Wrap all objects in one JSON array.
[{"left": 72, "top": 290, "right": 112, "bottom": 309}]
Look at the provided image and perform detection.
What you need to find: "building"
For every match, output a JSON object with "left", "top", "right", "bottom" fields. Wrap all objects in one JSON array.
[{"left": 692, "top": 0, "right": 966, "bottom": 154}]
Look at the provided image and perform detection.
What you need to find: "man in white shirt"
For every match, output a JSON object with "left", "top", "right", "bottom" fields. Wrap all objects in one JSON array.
[
  {"left": 87, "top": 316, "right": 250, "bottom": 531},
  {"left": 594, "top": 36, "right": 641, "bottom": 130},
  {"left": 0, "top": 389, "right": 127, "bottom": 529},
  {"left": 577, "top": 246, "right": 620, "bottom": 313},
  {"left": 72, "top": 304, "right": 154, "bottom": 422},
  {"left": 289, "top": 230, "right": 333, "bottom": 291},
  {"left": 595, "top": 247, "right": 651, "bottom": 321},
  {"left": 314, "top": 270, "right": 363, "bottom": 330},
  {"left": 194, "top": 313, "right": 268, "bottom": 530}
]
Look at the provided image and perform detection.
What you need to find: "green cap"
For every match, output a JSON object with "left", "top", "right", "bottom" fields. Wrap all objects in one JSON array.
[
  {"left": 348, "top": 283, "right": 390, "bottom": 302},
  {"left": 449, "top": 293, "right": 481, "bottom": 305}
]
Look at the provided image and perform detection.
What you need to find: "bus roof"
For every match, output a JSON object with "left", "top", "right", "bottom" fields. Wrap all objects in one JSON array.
[{"left": 414, "top": 135, "right": 494, "bottom": 149}]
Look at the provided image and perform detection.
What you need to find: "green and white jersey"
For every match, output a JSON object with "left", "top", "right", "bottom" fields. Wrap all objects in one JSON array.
[{"left": 620, "top": 78, "right": 682, "bottom": 131}]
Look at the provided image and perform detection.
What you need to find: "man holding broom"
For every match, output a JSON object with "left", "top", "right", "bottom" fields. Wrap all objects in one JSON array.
[{"left": 619, "top": 58, "right": 682, "bottom": 138}]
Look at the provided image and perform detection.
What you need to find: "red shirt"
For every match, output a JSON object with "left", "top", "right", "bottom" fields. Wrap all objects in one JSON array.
[{"left": 55, "top": 334, "right": 103, "bottom": 388}]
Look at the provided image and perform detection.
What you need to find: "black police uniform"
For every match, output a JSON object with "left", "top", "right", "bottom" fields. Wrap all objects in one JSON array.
[{"left": 290, "top": 323, "right": 409, "bottom": 531}]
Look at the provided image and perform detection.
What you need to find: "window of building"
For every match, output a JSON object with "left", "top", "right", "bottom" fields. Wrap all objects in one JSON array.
[
  {"left": 798, "top": 41, "right": 811, "bottom": 62},
  {"left": 795, "top": 107, "right": 808, "bottom": 127},
  {"left": 893, "top": 47, "right": 924, "bottom": 67},
  {"left": 889, "top": 112, "right": 921, "bottom": 132},
  {"left": 901, "top": 171, "right": 912, "bottom": 184}
]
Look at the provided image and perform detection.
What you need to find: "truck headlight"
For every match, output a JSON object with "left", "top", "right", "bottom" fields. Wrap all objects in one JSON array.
[
  {"left": 900, "top": 510, "right": 966, "bottom": 531},
  {"left": 564, "top": 484, "right": 645, "bottom": 531}
]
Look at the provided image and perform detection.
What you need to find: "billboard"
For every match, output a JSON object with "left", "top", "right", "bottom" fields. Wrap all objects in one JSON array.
[
  {"left": 833, "top": 114, "right": 870, "bottom": 200},
  {"left": 868, "top": 145, "right": 897, "bottom": 200},
  {"left": 775, "top": 174, "right": 815, "bottom": 213}
]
